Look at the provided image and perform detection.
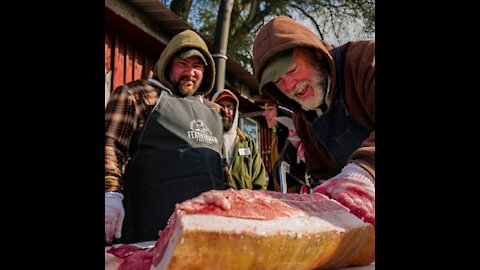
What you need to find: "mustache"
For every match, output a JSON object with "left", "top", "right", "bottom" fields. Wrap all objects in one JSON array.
[
  {"left": 292, "top": 80, "right": 312, "bottom": 94},
  {"left": 179, "top": 75, "right": 197, "bottom": 82},
  {"left": 221, "top": 110, "right": 233, "bottom": 120}
]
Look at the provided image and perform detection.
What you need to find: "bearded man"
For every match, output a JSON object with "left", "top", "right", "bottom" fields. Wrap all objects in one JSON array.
[
  {"left": 252, "top": 16, "right": 375, "bottom": 226},
  {"left": 212, "top": 89, "right": 267, "bottom": 190},
  {"left": 105, "top": 30, "right": 225, "bottom": 244}
]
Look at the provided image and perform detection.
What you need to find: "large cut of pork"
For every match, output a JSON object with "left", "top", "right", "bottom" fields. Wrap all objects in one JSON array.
[{"left": 105, "top": 189, "right": 375, "bottom": 270}]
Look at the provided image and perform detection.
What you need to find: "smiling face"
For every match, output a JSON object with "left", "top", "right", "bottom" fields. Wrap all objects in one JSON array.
[
  {"left": 262, "top": 102, "right": 278, "bottom": 129},
  {"left": 168, "top": 56, "right": 205, "bottom": 96},
  {"left": 272, "top": 47, "right": 329, "bottom": 111}
]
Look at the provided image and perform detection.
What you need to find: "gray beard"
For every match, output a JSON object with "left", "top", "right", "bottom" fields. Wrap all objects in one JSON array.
[
  {"left": 299, "top": 88, "right": 325, "bottom": 111},
  {"left": 294, "top": 66, "right": 329, "bottom": 111}
]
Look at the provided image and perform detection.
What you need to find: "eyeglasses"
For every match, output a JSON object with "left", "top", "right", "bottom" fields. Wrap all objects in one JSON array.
[{"left": 220, "top": 104, "right": 235, "bottom": 111}]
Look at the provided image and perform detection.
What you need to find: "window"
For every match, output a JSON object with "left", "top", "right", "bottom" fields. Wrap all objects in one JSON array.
[{"left": 240, "top": 117, "right": 259, "bottom": 150}]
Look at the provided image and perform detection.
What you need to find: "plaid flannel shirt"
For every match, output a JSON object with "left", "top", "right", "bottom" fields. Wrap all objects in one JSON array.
[{"left": 105, "top": 80, "right": 160, "bottom": 192}]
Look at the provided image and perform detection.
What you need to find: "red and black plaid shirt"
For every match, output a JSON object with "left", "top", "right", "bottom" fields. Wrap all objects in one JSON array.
[{"left": 105, "top": 80, "right": 160, "bottom": 192}]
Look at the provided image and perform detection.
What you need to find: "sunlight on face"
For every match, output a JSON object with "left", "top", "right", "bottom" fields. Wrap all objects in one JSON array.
[
  {"left": 169, "top": 56, "right": 205, "bottom": 96},
  {"left": 285, "top": 67, "right": 327, "bottom": 111},
  {"left": 274, "top": 48, "right": 329, "bottom": 111}
]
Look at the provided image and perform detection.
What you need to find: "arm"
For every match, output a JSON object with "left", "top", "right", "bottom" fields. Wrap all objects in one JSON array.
[
  {"left": 345, "top": 40, "right": 375, "bottom": 177},
  {"left": 314, "top": 41, "right": 375, "bottom": 226},
  {"left": 249, "top": 137, "right": 268, "bottom": 190},
  {"left": 222, "top": 158, "right": 234, "bottom": 189},
  {"left": 104, "top": 84, "right": 139, "bottom": 243},
  {"left": 313, "top": 162, "right": 375, "bottom": 226},
  {"left": 349, "top": 131, "right": 375, "bottom": 178},
  {"left": 105, "top": 85, "right": 139, "bottom": 193}
]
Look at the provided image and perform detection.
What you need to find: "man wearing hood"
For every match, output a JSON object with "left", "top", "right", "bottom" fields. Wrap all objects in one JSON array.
[
  {"left": 252, "top": 16, "right": 375, "bottom": 226},
  {"left": 105, "top": 30, "right": 225, "bottom": 244},
  {"left": 212, "top": 89, "right": 267, "bottom": 190}
]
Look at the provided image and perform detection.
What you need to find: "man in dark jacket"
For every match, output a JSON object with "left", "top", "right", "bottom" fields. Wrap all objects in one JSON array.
[
  {"left": 252, "top": 16, "right": 375, "bottom": 226},
  {"left": 105, "top": 30, "right": 225, "bottom": 244},
  {"left": 211, "top": 89, "right": 267, "bottom": 190}
]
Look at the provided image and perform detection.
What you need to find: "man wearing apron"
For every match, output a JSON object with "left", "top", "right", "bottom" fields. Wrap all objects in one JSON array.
[
  {"left": 105, "top": 30, "right": 224, "bottom": 244},
  {"left": 252, "top": 16, "right": 375, "bottom": 227}
]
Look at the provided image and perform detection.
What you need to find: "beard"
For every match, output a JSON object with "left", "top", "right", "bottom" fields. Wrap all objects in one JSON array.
[
  {"left": 222, "top": 115, "right": 234, "bottom": 132},
  {"left": 285, "top": 64, "right": 329, "bottom": 111},
  {"left": 174, "top": 75, "right": 200, "bottom": 97}
]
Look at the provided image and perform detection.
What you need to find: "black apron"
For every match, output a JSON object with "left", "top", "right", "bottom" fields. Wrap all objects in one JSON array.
[
  {"left": 121, "top": 90, "right": 225, "bottom": 243},
  {"left": 312, "top": 47, "right": 371, "bottom": 168}
]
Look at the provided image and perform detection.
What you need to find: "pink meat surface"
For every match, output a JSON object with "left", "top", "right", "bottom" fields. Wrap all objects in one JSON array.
[
  {"left": 106, "top": 189, "right": 358, "bottom": 270},
  {"left": 177, "top": 189, "right": 348, "bottom": 219},
  {"left": 105, "top": 244, "right": 155, "bottom": 270}
]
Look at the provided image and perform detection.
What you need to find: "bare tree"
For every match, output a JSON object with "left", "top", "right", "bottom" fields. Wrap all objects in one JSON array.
[
  {"left": 170, "top": 0, "right": 194, "bottom": 20},
  {"left": 169, "top": 0, "right": 375, "bottom": 70}
]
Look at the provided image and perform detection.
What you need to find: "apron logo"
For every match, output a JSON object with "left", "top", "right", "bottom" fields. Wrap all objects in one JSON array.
[{"left": 187, "top": 120, "right": 219, "bottom": 144}]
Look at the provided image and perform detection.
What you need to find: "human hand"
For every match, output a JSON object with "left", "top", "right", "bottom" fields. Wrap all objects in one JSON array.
[
  {"left": 105, "top": 192, "right": 125, "bottom": 244},
  {"left": 312, "top": 163, "right": 375, "bottom": 226}
]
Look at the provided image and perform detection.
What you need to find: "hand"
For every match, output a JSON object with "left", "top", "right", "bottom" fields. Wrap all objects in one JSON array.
[
  {"left": 312, "top": 163, "right": 375, "bottom": 226},
  {"left": 105, "top": 192, "right": 125, "bottom": 244}
]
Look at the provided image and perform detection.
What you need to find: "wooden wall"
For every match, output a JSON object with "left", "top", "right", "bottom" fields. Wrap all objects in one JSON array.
[
  {"left": 259, "top": 120, "right": 273, "bottom": 177},
  {"left": 105, "top": 29, "right": 157, "bottom": 94}
]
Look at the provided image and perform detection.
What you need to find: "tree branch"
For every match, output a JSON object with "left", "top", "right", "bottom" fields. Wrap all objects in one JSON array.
[{"left": 289, "top": 3, "right": 324, "bottom": 40}]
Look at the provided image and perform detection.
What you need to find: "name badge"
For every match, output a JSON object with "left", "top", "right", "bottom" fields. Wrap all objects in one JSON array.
[{"left": 238, "top": 147, "right": 251, "bottom": 156}]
